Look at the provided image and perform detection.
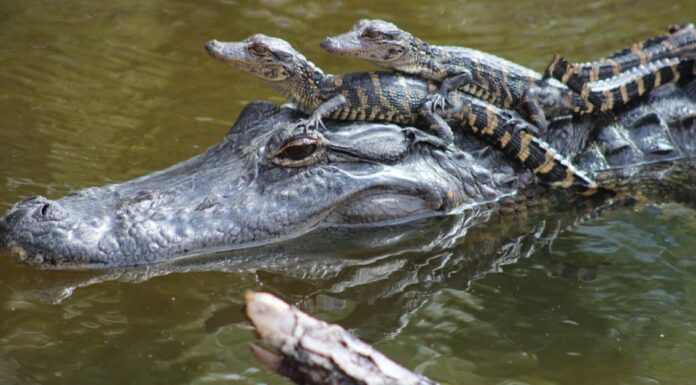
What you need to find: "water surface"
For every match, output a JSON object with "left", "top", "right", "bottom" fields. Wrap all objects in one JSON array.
[{"left": 1, "top": 1, "right": 695, "bottom": 384}]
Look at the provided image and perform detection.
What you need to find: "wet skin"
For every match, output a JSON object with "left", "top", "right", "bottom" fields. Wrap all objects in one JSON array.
[{"left": 2, "top": 75, "right": 696, "bottom": 269}]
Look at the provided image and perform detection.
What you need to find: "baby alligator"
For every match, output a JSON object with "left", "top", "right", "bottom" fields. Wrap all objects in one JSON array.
[
  {"left": 205, "top": 34, "right": 601, "bottom": 195},
  {"left": 545, "top": 23, "right": 696, "bottom": 83},
  {"left": 546, "top": 55, "right": 696, "bottom": 112},
  {"left": 320, "top": 19, "right": 692, "bottom": 132}
]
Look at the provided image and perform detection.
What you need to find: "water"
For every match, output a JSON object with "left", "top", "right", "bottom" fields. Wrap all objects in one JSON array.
[{"left": 1, "top": 1, "right": 696, "bottom": 384}]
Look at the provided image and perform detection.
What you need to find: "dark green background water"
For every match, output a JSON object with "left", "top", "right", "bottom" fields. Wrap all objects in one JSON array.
[{"left": 1, "top": 1, "right": 696, "bottom": 384}]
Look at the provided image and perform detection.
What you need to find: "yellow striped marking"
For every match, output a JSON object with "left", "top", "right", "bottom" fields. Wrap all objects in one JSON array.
[
  {"left": 607, "top": 59, "right": 621, "bottom": 75},
  {"left": 603, "top": 90, "right": 615, "bottom": 111},
  {"left": 499, "top": 131, "right": 512, "bottom": 148},
  {"left": 546, "top": 55, "right": 560, "bottom": 76},
  {"left": 481, "top": 107, "right": 497, "bottom": 136},
  {"left": 468, "top": 109, "right": 478, "bottom": 132},
  {"left": 655, "top": 69, "right": 662, "bottom": 87},
  {"left": 637, "top": 76, "right": 645, "bottom": 95},
  {"left": 580, "top": 184, "right": 598, "bottom": 196},
  {"left": 356, "top": 87, "right": 368, "bottom": 108},
  {"left": 590, "top": 65, "right": 600, "bottom": 82},
  {"left": 475, "top": 60, "right": 484, "bottom": 80},
  {"left": 348, "top": 110, "right": 358, "bottom": 120},
  {"left": 672, "top": 63, "right": 680, "bottom": 82},
  {"left": 517, "top": 133, "right": 533, "bottom": 162},
  {"left": 368, "top": 107, "right": 379, "bottom": 120},
  {"left": 480, "top": 75, "right": 490, "bottom": 93},
  {"left": 370, "top": 73, "right": 392, "bottom": 112},
  {"left": 551, "top": 168, "right": 575, "bottom": 189},
  {"left": 631, "top": 45, "right": 649, "bottom": 65},
  {"left": 619, "top": 85, "right": 629, "bottom": 104},
  {"left": 533, "top": 151, "right": 557, "bottom": 174},
  {"left": 661, "top": 40, "right": 676, "bottom": 53},
  {"left": 396, "top": 75, "right": 413, "bottom": 112},
  {"left": 561, "top": 67, "right": 573, "bottom": 84},
  {"left": 497, "top": 67, "right": 512, "bottom": 107},
  {"left": 338, "top": 108, "right": 350, "bottom": 120}
]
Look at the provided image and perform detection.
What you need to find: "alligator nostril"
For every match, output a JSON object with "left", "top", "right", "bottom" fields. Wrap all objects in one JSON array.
[
  {"left": 30, "top": 201, "right": 67, "bottom": 221},
  {"left": 17, "top": 195, "right": 48, "bottom": 208}
]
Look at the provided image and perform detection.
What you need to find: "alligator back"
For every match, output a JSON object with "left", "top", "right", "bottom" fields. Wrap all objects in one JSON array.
[
  {"left": 326, "top": 72, "right": 437, "bottom": 125},
  {"left": 545, "top": 79, "right": 696, "bottom": 200}
]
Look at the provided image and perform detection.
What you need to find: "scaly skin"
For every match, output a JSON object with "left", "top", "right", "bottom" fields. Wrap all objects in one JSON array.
[
  {"left": 2, "top": 76, "right": 696, "bottom": 268},
  {"left": 204, "top": 34, "right": 600, "bottom": 194},
  {"left": 546, "top": 55, "right": 696, "bottom": 111},
  {"left": 544, "top": 23, "right": 696, "bottom": 83},
  {"left": 320, "top": 19, "right": 602, "bottom": 132}
]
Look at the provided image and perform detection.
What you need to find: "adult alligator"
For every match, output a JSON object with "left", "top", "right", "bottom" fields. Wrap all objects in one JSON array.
[
  {"left": 1, "top": 58, "right": 696, "bottom": 269},
  {"left": 1, "top": 80, "right": 695, "bottom": 269}
]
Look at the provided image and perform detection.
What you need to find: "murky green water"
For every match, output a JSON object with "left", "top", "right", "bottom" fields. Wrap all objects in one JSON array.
[{"left": 1, "top": 1, "right": 696, "bottom": 384}]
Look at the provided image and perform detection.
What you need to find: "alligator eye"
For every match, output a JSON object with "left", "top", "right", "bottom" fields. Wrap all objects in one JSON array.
[
  {"left": 249, "top": 43, "right": 270, "bottom": 57},
  {"left": 282, "top": 143, "right": 316, "bottom": 160},
  {"left": 274, "top": 137, "right": 320, "bottom": 164},
  {"left": 361, "top": 28, "right": 385, "bottom": 40}
]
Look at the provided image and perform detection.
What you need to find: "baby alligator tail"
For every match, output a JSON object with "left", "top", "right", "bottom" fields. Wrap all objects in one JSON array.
[
  {"left": 437, "top": 93, "right": 604, "bottom": 196},
  {"left": 545, "top": 23, "right": 696, "bottom": 83}
]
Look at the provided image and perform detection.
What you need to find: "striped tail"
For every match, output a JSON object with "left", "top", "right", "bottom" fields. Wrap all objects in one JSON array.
[
  {"left": 605, "top": 23, "right": 694, "bottom": 61},
  {"left": 443, "top": 95, "right": 604, "bottom": 196},
  {"left": 544, "top": 24, "right": 696, "bottom": 83},
  {"left": 550, "top": 56, "right": 695, "bottom": 112},
  {"left": 494, "top": 119, "right": 601, "bottom": 196}
]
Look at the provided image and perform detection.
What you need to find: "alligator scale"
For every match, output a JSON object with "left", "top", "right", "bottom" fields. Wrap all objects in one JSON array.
[
  {"left": 204, "top": 35, "right": 600, "bottom": 194},
  {"left": 0, "top": 24, "right": 695, "bottom": 268},
  {"left": 321, "top": 20, "right": 696, "bottom": 131}
]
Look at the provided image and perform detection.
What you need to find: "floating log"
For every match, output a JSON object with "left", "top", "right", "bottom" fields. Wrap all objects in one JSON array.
[{"left": 245, "top": 291, "right": 439, "bottom": 385}]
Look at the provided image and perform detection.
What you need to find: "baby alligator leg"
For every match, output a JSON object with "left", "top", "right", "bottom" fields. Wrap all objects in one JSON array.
[
  {"left": 298, "top": 94, "right": 347, "bottom": 131},
  {"left": 419, "top": 100, "right": 455, "bottom": 147},
  {"left": 425, "top": 67, "right": 473, "bottom": 112},
  {"left": 517, "top": 86, "right": 549, "bottom": 135}
]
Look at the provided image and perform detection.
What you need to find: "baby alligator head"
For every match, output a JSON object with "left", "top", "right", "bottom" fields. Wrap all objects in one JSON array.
[{"left": 320, "top": 19, "right": 422, "bottom": 68}]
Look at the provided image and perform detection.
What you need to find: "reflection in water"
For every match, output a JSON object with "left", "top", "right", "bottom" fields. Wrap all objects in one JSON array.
[
  {"left": 1, "top": 0, "right": 696, "bottom": 384},
  {"left": 1, "top": 202, "right": 694, "bottom": 384}
]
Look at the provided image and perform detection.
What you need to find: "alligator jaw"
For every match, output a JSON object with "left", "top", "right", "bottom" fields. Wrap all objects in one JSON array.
[
  {"left": 320, "top": 35, "right": 386, "bottom": 59},
  {"left": 205, "top": 40, "right": 250, "bottom": 68}
]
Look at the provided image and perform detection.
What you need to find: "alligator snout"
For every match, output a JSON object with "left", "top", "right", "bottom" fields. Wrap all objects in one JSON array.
[
  {"left": 0, "top": 195, "right": 75, "bottom": 266},
  {"left": 319, "top": 37, "right": 335, "bottom": 50},
  {"left": 4, "top": 195, "right": 66, "bottom": 224},
  {"left": 319, "top": 37, "right": 347, "bottom": 54}
]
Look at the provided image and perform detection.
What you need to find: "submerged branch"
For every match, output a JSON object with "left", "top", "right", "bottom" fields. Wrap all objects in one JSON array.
[{"left": 244, "top": 291, "right": 439, "bottom": 385}]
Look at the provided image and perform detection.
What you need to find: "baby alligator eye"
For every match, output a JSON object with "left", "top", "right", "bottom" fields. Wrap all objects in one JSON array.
[
  {"left": 248, "top": 43, "right": 270, "bottom": 56},
  {"left": 361, "top": 28, "right": 385, "bottom": 40}
]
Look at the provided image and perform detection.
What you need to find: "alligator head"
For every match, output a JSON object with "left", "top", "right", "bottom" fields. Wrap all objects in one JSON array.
[
  {"left": 0, "top": 102, "right": 513, "bottom": 269},
  {"left": 320, "top": 19, "right": 421, "bottom": 67}
]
